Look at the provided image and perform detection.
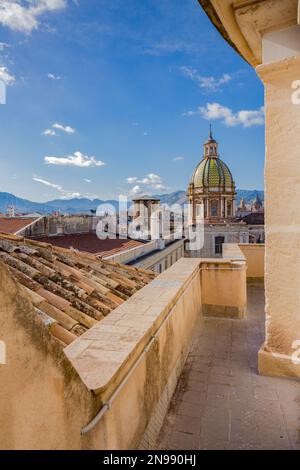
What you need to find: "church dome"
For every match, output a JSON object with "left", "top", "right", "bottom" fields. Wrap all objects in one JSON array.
[
  {"left": 192, "top": 156, "right": 234, "bottom": 189},
  {"left": 190, "top": 127, "right": 235, "bottom": 191}
]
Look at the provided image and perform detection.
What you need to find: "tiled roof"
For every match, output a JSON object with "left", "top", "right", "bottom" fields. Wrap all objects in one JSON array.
[
  {"left": 31, "top": 233, "right": 144, "bottom": 258},
  {"left": 192, "top": 157, "right": 234, "bottom": 189},
  {"left": 0, "top": 233, "right": 155, "bottom": 347},
  {"left": 0, "top": 217, "right": 39, "bottom": 235}
]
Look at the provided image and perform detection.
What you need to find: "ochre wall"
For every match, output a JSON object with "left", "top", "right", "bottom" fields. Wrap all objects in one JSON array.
[
  {"left": 239, "top": 244, "right": 265, "bottom": 282},
  {"left": 200, "top": 260, "right": 247, "bottom": 319},
  {"left": 0, "top": 250, "right": 249, "bottom": 449},
  {"left": 65, "top": 258, "right": 203, "bottom": 449},
  {"left": 0, "top": 258, "right": 203, "bottom": 450},
  {"left": 257, "top": 56, "right": 300, "bottom": 378},
  {"left": 0, "top": 261, "right": 100, "bottom": 450}
]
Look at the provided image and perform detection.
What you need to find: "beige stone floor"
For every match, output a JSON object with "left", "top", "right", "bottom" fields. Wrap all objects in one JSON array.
[{"left": 157, "top": 286, "right": 300, "bottom": 450}]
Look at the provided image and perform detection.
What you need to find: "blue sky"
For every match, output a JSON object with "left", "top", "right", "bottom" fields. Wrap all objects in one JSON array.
[{"left": 0, "top": 0, "right": 265, "bottom": 202}]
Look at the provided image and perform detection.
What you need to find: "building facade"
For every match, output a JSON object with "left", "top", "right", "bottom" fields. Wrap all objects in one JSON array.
[{"left": 187, "top": 129, "right": 264, "bottom": 257}]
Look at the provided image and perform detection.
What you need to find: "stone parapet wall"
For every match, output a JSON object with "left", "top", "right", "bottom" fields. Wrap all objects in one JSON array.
[
  {"left": 201, "top": 244, "right": 247, "bottom": 319},
  {"left": 65, "top": 258, "right": 202, "bottom": 449},
  {"left": 0, "top": 246, "right": 249, "bottom": 449},
  {"left": 24, "top": 215, "right": 99, "bottom": 238},
  {"left": 239, "top": 243, "right": 265, "bottom": 284}
]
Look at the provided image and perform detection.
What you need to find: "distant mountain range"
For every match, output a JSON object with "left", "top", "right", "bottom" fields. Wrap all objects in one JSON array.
[
  {"left": 157, "top": 190, "right": 264, "bottom": 207},
  {"left": 0, "top": 190, "right": 264, "bottom": 215}
]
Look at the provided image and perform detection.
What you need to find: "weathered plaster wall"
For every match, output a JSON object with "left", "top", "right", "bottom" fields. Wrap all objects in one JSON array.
[
  {"left": 0, "top": 258, "right": 203, "bottom": 449},
  {"left": 0, "top": 249, "right": 249, "bottom": 449},
  {"left": 65, "top": 258, "right": 203, "bottom": 449},
  {"left": 257, "top": 55, "right": 300, "bottom": 377},
  {"left": 24, "top": 216, "right": 99, "bottom": 238},
  {"left": 0, "top": 261, "right": 99, "bottom": 450}
]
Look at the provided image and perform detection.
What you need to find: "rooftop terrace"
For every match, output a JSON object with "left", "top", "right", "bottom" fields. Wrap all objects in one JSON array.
[{"left": 157, "top": 285, "right": 300, "bottom": 450}]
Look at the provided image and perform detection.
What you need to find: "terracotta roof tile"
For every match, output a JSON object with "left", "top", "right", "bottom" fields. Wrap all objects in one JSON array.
[
  {"left": 0, "top": 233, "right": 155, "bottom": 346},
  {"left": 31, "top": 233, "right": 144, "bottom": 257},
  {"left": 0, "top": 217, "right": 39, "bottom": 235}
]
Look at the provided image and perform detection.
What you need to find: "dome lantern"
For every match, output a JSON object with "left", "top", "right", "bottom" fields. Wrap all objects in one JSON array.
[{"left": 204, "top": 124, "right": 218, "bottom": 158}]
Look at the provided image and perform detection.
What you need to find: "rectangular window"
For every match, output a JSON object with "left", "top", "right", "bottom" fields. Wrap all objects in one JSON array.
[{"left": 215, "top": 236, "right": 225, "bottom": 255}]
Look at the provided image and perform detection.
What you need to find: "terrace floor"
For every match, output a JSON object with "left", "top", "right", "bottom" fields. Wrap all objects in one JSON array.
[{"left": 157, "top": 285, "right": 300, "bottom": 450}]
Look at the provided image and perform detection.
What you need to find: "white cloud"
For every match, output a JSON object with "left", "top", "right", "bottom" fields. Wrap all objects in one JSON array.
[
  {"left": 130, "top": 185, "right": 141, "bottom": 196},
  {"left": 184, "top": 102, "right": 265, "bottom": 128},
  {"left": 0, "top": 0, "right": 67, "bottom": 33},
  {"left": 52, "top": 122, "right": 75, "bottom": 134},
  {"left": 126, "top": 177, "right": 138, "bottom": 184},
  {"left": 174, "top": 156, "right": 184, "bottom": 161},
  {"left": 47, "top": 73, "right": 61, "bottom": 80},
  {"left": 0, "top": 42, "right": 10, "bottom": 50},
  {"left": 0, "top": 66, "right": 15, "bottom": 85},
  {"left": 143, "top": 132, "right": 148, "bottom": 136},
  {"left": 141, "top": 173, "right": 161, "bottom": 185},
  {"left": 59, "top": 191, "right": 83, "bottom": 199},
  {"left": 126, "top": 173, "right": 162, "bottom": 185},
  {"left": 42, "top": 122, "right": 75, "bottom": 136},
  {"left": 84, "top": 178, "right": 92, "bottom": 183},
  {"left": 33, "top": 175, "right": 87, "bottom": 200},
  {"left": 32, "top": 176, "right": 62, "bottom": 191},
  {"left": 180, "top": 66, "right": 232, "bottom": 92},
  {"left": 126, "top": 173, "right": 167, "bottom": 196},
  {"left": 44, "top": 151, "right": 106, "bottom": 168},
  {"left": 42, "top": 128, "right": 56, "bottom": 136}
]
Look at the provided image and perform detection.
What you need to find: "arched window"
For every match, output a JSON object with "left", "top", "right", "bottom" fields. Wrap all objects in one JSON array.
[{"left": 211, "top": 200, "right": 218, "bottom": 217}]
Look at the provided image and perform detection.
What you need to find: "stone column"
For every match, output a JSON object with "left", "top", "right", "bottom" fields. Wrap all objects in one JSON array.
[
  {"left": 232, "top": 199, "right": 236, "bottom": 217},
  {"left": 257, "top": 55, "right": 300, "bottom": 378}
]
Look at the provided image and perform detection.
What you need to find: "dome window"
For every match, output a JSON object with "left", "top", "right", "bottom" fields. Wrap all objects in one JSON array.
[{"left": 211, "top": 200, "right": 218, "bottom": 217}]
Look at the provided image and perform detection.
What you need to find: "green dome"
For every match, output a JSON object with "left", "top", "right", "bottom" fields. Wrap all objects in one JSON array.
[{"left": 192, "top": 157, "right": 234, "bottom": 189}]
